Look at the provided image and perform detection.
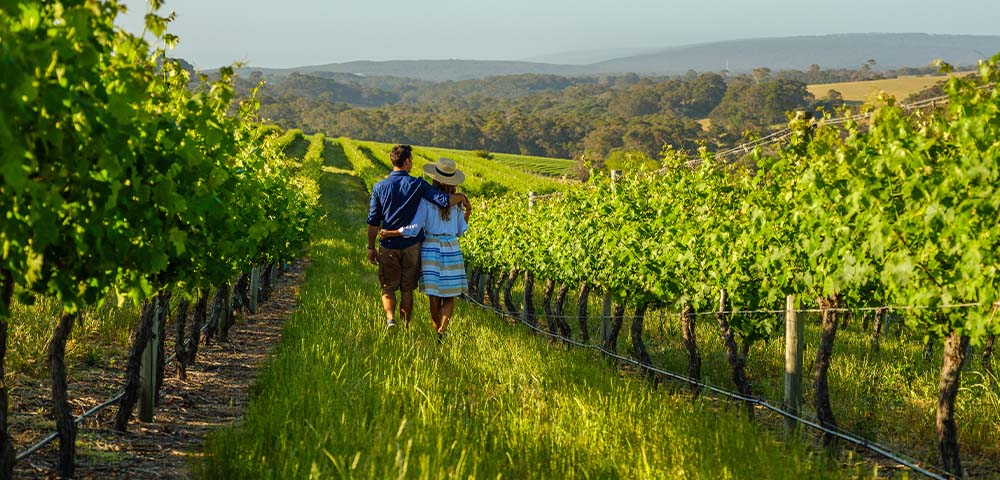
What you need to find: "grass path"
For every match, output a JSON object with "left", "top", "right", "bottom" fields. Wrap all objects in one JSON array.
[{"left": 199, "top": 140, "right": 858, "bottom": 479}]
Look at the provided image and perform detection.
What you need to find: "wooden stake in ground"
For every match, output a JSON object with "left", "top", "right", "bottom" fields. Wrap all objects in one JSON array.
[
  {"left": 600, "top": 293, "right": 612, "bottom": 345},
  {"left": 175, "top": 298, "right": 190, "bottom": 381},
  {"left": 221, "top": 280, "right": 237, "bottom": 342},
  {"left": 141, "top": 296, "right": 167, "bottom": 422},
  {"left": 577, "top": 282, "right": 590, "bottom": 344},
  {"left": 784, "top": 295, "right": 803, "bottom": 439},
  {"left": 154, "top": 294, "right": 170, "bottom": 405},
  {"left": 249, "top": 267, "right": 260, "bottom": 314}
]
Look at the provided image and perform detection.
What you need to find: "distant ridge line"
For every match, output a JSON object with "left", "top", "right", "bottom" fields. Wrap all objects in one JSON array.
[{"left": 233, "top": 33, "right": 1000, "bottom": 82}]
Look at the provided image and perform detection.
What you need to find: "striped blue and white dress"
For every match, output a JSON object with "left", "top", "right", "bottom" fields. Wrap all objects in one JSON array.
[{"left": 398, "top": 199, "right": 468, "bottom": 297}]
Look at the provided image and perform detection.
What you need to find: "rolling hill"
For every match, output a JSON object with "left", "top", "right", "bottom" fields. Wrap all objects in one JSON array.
[{"left": 235, "top": 33, "right": 1000, "bottom": 82}]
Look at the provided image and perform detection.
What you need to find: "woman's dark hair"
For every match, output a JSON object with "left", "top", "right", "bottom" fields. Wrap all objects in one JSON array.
[
  {"left": 390, "top": 144, "right": 412, "bottom": 167},
  {"left": 433, "top": 180, "right": 456, "bottom": 221}
]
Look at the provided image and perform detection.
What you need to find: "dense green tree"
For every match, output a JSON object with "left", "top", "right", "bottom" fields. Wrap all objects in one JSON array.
[{"left": 709, "top": 78, "right": 814, "bottom": 133}]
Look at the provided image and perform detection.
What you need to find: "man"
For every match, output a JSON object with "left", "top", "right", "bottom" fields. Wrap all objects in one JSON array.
[{"left": 367, "top": 145, "right": 468, "bottom": 330}]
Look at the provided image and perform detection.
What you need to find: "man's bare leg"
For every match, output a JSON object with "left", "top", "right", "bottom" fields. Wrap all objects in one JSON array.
[
  {"left": 381, "top": 292, "right": 397, "bottom": 324},
  {"left": 400, "top": 290, "right": 414, "bottom": 327}
]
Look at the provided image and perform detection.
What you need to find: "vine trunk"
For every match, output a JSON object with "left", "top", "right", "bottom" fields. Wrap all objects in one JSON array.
[
  {"left": 49, "top": 312, "right": 78, "bottom": 478},
  {"left": 813, "top": 295, "right": 841, "bottom": 446},
  {"left": 937, "top": 329, "right": 970, "bottom": 477},
  {"left": 715, "top": 289, "right": 752, "bottom": 414},
  {"left": 0, "top": 269, "right": 14, "bottom": 478},
  {"left": 681, "top": 305, "right": 702, "bottom": 394}
]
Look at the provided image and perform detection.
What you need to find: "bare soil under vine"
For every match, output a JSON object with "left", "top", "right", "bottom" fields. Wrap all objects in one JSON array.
[{"left": 10, "top": 261, "right": 305, "bottom": 479}]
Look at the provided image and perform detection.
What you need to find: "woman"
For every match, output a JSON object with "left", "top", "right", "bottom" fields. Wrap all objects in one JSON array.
[{"left": 380, "top": 157, "right": 471, "bottom": 340}]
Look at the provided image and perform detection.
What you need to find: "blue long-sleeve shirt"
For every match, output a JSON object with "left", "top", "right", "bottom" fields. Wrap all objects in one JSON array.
[{"left": 367, "top": 171, "right": 450, "bottom": 249}]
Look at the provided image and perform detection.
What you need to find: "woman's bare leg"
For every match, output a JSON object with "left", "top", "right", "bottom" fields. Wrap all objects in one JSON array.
[{"left": 439, "top": 297, "right": 455, "bottom": 334}]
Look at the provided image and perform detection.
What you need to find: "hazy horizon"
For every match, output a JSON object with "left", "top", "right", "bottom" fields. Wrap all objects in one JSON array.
[{"left": 117, "top": 0, "right": 1000, "bottom": 69}]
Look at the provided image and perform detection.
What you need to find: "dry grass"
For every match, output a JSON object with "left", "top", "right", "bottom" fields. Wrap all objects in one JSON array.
[{"left": 807, "top": 72, "right": 973, "bottom": 102}]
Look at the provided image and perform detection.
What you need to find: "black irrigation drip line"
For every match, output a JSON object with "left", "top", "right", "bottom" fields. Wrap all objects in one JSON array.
[
  {"left": 461, "top": 294, "right": 954, "bottom": 480},
  {"left": 15, "top": 390, "right": 127, "bottom": 462},
  {"left": 14, "top": 292, "right": 239, "bottom": 464},
  {"left": 15, "top": 341, "right": 194, "bottom": 463}
]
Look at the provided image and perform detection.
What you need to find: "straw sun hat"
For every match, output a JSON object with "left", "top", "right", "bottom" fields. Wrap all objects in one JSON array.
[{"left": 422, "top": 157, "right": 466, "bottom": 186}]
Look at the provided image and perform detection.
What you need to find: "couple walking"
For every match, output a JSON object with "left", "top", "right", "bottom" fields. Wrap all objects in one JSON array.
[{"left": 366, "top": 145, "right": 472, "bottom": 339}]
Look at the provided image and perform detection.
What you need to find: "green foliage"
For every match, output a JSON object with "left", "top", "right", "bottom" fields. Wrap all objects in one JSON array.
[
  {"left": 0, "top": 1, "right": 316, "bottom": 315},
  {"left": 466, "top": 56, "right": 1000, "bottom": 344},
  {"left": 709, "top": 78, "right": 815, "bottom": 133},
  {"left": 273, "top": 128, "right": 305, "bottom": 154},
  {"left": 603, "top": 150, "right": 660, "bottom": 172}
]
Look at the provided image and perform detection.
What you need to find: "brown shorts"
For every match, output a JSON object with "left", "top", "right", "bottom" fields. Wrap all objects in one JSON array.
[{"left": 378, "top": 243, "right": 421, "bottom": 294}]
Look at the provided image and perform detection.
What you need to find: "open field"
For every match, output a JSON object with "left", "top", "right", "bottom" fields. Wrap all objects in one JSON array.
[
  {"left": 469, "top": 151, "right": 575, "bottom": 177},
  {"left": 807, "top": 72, "right": 971, "bottom": 102},
  {"left": 343, "top": 138, "right": 573, "bottom": 196}
]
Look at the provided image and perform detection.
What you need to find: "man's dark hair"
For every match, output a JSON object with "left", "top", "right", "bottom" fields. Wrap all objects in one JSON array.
[{"left": 390, "top": 145, "right": 412, "bottom": 167}]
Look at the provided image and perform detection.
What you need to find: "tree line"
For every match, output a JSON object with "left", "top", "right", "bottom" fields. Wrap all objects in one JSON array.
[{"left": 239, "top": 63, "right": 950, "bottom": 166}]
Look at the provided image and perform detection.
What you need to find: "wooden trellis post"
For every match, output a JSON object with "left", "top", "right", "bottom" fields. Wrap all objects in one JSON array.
[
  {"left": 249, "top": 266, "right": 260, "bottom": 313},
  {"left": 600, "top": 293, "right": 612, "bottom": 346},
  {"left": 784, "top": 295, "right": 803, "bottom": 438},
  {"left": 139, "top": 299, "right": 162, "bottom": 422}
]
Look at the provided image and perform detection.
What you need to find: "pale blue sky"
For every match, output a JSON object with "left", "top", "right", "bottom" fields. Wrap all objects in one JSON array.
[{"left": 117, "top": 0, "right": 1000, "bottom": 69}]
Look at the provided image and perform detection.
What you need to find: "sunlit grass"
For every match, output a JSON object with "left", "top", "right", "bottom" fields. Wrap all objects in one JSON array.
[
  {"left": 636, "top": 310, "right": 1000, "bottom": 467},
  {"left": 7, "top": 296, "right": 138, "bottom": 378},
  {"left": 499, "top": 279, "right": 1000, "bottom": 470}
]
